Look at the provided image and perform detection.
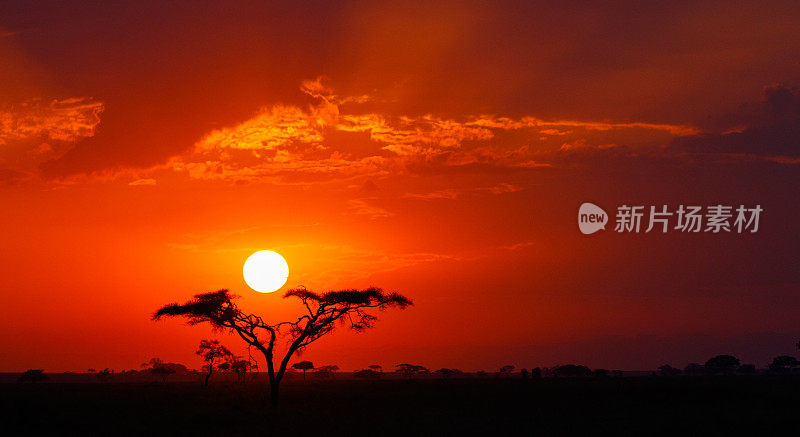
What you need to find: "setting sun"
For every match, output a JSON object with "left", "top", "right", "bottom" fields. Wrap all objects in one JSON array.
[{"left": 242, "top": 250, "right": 289, "bottom": 293}]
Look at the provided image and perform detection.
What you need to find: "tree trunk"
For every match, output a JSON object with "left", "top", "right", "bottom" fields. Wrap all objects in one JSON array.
[
  {"left": 204, "top": 372, "right": 211, "bottom": 386},
  {"left": 269, "top": 380, "right": 280, "bottom": 407}
]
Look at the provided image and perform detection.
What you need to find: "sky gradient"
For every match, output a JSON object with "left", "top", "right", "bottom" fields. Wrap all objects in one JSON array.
[{"left": 1, "top": 0, "right": 799, "bottom": 372}]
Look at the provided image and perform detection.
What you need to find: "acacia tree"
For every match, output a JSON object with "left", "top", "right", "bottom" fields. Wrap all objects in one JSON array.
[
  {"left": 291, "top": 360, "right": 314, "bottom": 380},
  {"left": 396, "top": 363, "right": 429, "bottom": 377},
  {"left": 153, "top": 287, "right": 411, "bottom": 406},
  {"left": 141, "top": 358, "right": 189, "bottom": 383},
  {"left": 769, "top": 355, "right": 800, "bottom": 373},
  {"left": 229, "top": 358, "right": 252, "bottom": 384},
  {"left": 705, "top": 355, "right": 740, "bottom": 375},
  {"left": 196, "top": 340, "right": 233, "bottom": 386}
]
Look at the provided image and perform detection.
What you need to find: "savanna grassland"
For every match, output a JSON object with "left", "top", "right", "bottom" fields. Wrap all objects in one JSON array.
[{"left": 3, "top": 376, "right": 800, "bottom": 435}]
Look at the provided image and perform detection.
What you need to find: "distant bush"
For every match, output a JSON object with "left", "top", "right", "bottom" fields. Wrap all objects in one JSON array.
[
  {"left": 705, "top": 355, "right": 740, "bottom": 375},
  {"left": 658, "top": 365, "right": 682, "bottom": 376},
  {"left": 291, "top": 361, "right": 315, "bottom": 380},
  {"left": 683, "top": 363, "right": 706, "bottom": 376},
  {"left": 499, "top": 365, "right": 515, "bottom": 376},
  {"left": 95, "top": 368, "right": 113, "bottom": 381},
  {"left": 354, "top": 369, "right": 382, "bottom": 379},
  {"left": 435, "top": 368, "right": 456, "bottom": 378},
  {"left": 737, "top": 364, "right": 757, "bottom": 375},
  {"left": 396, "top": 363, "right": 430, "bottom": 377},
  {"left": 18, "top": 369, "right": 48, "bottom": 383},
  {"left": 551, "top": 365, "right": 592, "bottom": 378},
  {"left": 769, "top": 356, "right": 799, "bottom": 373},
  {"left": 313, "top": 365, "right": 340, "bottom": 379},
  {"left": 142, "top": 358, "right": 188, "bottom": 383}
]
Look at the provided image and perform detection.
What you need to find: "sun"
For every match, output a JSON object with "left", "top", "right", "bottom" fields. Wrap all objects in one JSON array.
[{"left": 243, "top": 250, "right": 289, "bottom": 293}]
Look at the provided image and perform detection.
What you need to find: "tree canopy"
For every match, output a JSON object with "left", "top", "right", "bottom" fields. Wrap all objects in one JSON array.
[{"left": 153, "top": 286, "right": 411, "bottom": 406}]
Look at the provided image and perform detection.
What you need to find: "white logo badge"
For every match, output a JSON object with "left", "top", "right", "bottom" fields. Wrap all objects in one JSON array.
[{"left": 578, "top": 202, "right": 608, "bottom": 235}]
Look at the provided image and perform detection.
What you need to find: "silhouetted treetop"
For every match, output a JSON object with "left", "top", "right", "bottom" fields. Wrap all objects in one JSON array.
[
  {"left": 769, "top": 355, "right": 800, "bottom": 372},
  {"left": 354, "top": 369, "right": 382, "bottom": 379},
  {"left": 153, "top": 290, "right": 239, "bottom": 328},
  {"left": 153, "top": 286, "right": 411, "bottom": 406},
  {"left": 291, "top": 361, "right": 314, "bottom": 370},
  {"left": 705, "top": 355, "right": 740, "bottom": 374},
  {"left": 18, "top": 369, "right": 48, "bottom": 383},
  {"left": 283, "top": 287, "right": 412, "bottom": 334},
  {"left": 551, "top": 364, "right": 593, "bottom": 377},
  {"left": 285, "top": 286, "right": 411, "bottom": 307},
  {"left": 153, "top": 287, "right": 412, "bottom": 337},
  {"left": 396, "top": 363, "right": 430, "bottom": 376}
]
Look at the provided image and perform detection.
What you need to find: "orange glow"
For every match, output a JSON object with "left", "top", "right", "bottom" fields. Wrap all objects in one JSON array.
[{"left": 1, "top": 3, "right": 799, "bottom": 374}]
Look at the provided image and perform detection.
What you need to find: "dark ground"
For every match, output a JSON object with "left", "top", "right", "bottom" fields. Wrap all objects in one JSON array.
[{"left": 3, "top": 376, "right": 799, "bottom": 436}]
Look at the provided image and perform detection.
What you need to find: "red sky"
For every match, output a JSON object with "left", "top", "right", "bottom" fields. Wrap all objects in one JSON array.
[{"left": 1, "top": 0, "right": 799, "bottom": 372}]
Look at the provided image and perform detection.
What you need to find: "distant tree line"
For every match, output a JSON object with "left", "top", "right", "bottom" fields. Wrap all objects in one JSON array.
[{"left": 16, "top": 340, "right": 800, "bottom": 383}]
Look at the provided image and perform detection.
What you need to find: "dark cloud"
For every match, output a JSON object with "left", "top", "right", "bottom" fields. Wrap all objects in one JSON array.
[
  {"left": 2, "top": 1, "right": 800, "bottom": 178},
  {"left": 672, "top": 85, "right": 800, "bottom": 158}
]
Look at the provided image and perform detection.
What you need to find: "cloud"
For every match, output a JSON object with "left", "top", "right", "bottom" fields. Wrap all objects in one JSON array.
[
  {"left": 0, "top": 97, "right": 103, "bottom": 145},
  {"left": 559, "top": 140, "right": 618, "bottom": 152},
  {"left": 347, "top": 199, "right": 394, "bottom": 219},
  {"left": 0, "top": 97, "right": 104, "bottom": 181},
  {"left": 401, "top": 189, "right": 460, "bottom": 200},
  {"left": 128, "top": 178, "right": 156, "bottom": 186},
  {"left": 401, "top": 183, "right": 521, "bottom": 200},
  {"left": 465, "top": 116, "right": 699, "bottom": 136},
  {"left": 168, "top": 79, "right": 697, "bottom": 184},
  {"left": 671, "top": 85, "right": 800, "bottom": 162},
  {"left": 483, "top": 182, "right": 522, "bottom": 195},
  {"left": 503, "top": 241, "right": 535, "bottom": 251}
]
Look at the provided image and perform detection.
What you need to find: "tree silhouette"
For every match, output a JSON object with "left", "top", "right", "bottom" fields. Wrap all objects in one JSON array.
[
  {"left": 368, "top": 364, "right": 383, "bottom": 372},
  {"left": 683, "top": 363, "right": 706, "bottom": 376},
  {"left": 196, "top": 340, "right": 233, "bottom": 386},
  {"left": 153, "top": 287, "right": 411, "bottom": 406},
  {"left": 18, "top": 369, "right": 48, "bottom": 383},
  {"left": 95, "top": 368, "right": 112, "bottom": 382},
  {"left": 769, "top": 355, "right": 800, "bottom": 373},
  {"left": 229, "top": 358, "right": 252, "bottom": 383},
  {"left": 435, "top": 368, "right": 455, "bottom": 378},
  {"left": 396, "top": 363, "right": 429, "bottom": 377},
  {"left": 705, "top": 355, "right": 740, "bottom": 375},
  {"left": 151, "top": 366, "right": 175, "bottom": 383},
  {"left": 292, "top": 361, "right": 314, "bottom": 380},
  {"left": 499, "top": 365, "right": 515, "bottom": 376},
  {"left": 551, "top": 364, "right": 592, "bottom": 377},
  {"left": 141, "top": 358, "right": 186, "bottom": 383},
  {"left": 737, "top": 364, "right": 757, "bottom": 375},
  {"left": 593, "top": 368, "right": 609, "bottom": 378},
  {"left": 313, "top": 365, "right": 339, "bottom": 379},
  {"left": 658, "top": 365, "right": 682, "bottom": 376},
  {"left": 354, "top": 369, "right": 382, "bottom": 379}
]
